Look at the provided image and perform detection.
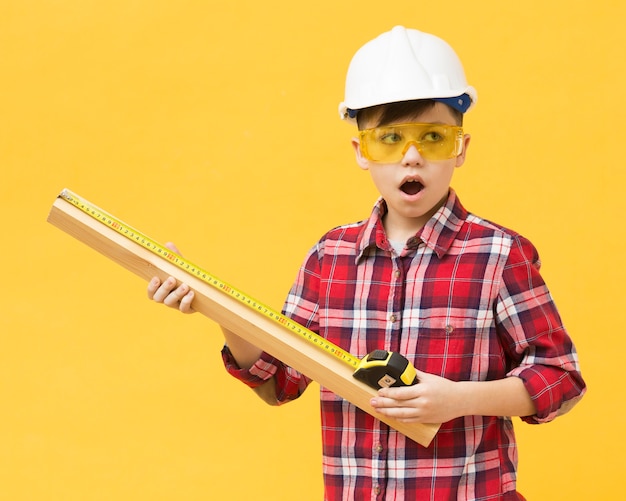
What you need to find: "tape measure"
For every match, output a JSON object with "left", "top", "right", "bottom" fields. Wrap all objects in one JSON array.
[
  {"left": 58, "top": 189, "right": 417, "bottom": 390},
  {"left": 353, "top": 349, "right": 418, "bottom": 388}
]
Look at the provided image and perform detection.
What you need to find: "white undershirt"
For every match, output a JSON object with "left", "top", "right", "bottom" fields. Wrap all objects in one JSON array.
[{"left": 389, "top": 240, "right": 405, "bottom": 255}]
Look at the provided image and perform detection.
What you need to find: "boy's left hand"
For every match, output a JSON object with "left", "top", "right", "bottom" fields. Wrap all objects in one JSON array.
[{"left": 370, "top": 370, "right": 465, "bottom": 424}]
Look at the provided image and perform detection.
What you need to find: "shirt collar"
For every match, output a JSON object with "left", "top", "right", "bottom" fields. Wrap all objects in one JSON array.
[{"left": 356, "top": 189, "right": 468, "bottom": 261}]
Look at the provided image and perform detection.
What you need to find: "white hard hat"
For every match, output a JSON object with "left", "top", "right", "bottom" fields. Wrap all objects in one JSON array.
[{"left": 339, "top": 26, "right": 477, "bottom": 122}]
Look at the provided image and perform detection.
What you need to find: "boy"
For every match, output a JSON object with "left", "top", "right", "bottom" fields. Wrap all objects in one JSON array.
[{"left": 148, "top": 26, "right": 585, "bottom": 500}]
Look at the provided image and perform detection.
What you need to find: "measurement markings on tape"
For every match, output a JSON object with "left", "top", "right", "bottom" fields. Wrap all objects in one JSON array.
[{"left": 58, "top": 189, "right": 359, "bottom": 369}]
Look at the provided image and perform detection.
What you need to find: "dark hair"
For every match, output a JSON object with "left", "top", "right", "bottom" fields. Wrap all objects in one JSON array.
[{"left": 356, "top": 99, "right": 463, "bottom": 130}]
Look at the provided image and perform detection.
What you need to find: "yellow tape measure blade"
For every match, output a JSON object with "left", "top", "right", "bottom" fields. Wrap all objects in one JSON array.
[{"left": 57, "top": 189, "right": 359, "bottom": 369}]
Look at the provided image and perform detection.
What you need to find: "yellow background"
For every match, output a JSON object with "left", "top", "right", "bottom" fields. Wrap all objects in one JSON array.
[{"left": 1, "top": 1, "right": 623, "bottom": 499}]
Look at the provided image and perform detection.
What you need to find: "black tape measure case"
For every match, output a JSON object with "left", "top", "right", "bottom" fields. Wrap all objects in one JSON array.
[{"left": 353, "top": 349, "right": 418, "bottom": 389}]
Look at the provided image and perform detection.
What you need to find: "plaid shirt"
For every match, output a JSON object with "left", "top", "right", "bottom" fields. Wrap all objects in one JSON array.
[{"left": 223, "top": 189, "right": 585, "bottom": 501}]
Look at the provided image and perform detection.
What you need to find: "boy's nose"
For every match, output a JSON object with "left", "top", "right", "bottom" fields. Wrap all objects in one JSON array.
[{"left": 401, "top": 142, "right": 424, "bottom": 165}]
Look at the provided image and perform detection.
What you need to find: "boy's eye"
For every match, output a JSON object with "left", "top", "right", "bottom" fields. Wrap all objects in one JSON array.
[
  {"left": 422, "top": 130, "right": 444, "bottom": 142},
  {"left": 379, "top": 132, "right": 403, "bottom": 144}
]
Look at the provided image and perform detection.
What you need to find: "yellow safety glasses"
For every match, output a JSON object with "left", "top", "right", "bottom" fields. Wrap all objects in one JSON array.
[{"left": 358, "top": 123, "right": 464, "bottom": 163}]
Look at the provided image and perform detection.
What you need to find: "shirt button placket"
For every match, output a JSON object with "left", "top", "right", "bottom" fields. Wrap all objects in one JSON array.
[
  {"left": 389, "top": 266, "right": 402, "bottom": 327},
  {"left": 373, "top": 442, "right": 385, "bottom": 499},
  {"left": 371, "top": 438, "right": 385, "bottom": 499}
]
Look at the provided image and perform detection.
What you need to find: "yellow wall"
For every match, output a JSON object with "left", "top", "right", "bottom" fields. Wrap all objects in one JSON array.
[{"left": 1, "top": 1, "right": 623, "bottom": 499}]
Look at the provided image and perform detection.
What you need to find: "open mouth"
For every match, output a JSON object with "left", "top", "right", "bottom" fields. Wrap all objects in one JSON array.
[{"left": 400, "top": 179, "right": 424, "bottom": 195}]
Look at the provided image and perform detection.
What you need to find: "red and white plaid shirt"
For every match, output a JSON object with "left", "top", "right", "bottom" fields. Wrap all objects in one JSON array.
[{"left": 223, "top": 189, "right": 585, "bottom": 500}]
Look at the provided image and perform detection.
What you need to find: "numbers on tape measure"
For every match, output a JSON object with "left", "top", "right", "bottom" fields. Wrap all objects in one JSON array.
[{"left": 58, "top": 189, "right": 359, "bottom": 368}]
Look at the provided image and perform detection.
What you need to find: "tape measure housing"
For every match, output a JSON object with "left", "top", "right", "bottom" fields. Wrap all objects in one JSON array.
[{"left": 353, "top": 349, "right": 418, "bottom": 389}]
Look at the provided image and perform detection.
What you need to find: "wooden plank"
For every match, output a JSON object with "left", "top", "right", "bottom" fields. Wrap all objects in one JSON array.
[{"left": 47, "top": 195, "right": 440, "bottom": 446}]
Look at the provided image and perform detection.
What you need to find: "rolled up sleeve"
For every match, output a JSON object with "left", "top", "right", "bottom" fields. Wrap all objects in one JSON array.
[
  {"left": 221, "top": 346, "right": 311, "bottom": 404},
  {"left": 496, "top": 235, "right": 586, "bottom": 423},
  {"left": 221, "top": 346, "right": 278, "bottom": 388}
]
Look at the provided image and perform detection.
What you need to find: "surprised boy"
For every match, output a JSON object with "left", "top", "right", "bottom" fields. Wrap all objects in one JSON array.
[{"left": 148, "top": 26, "right": 586, "bottom": 500}]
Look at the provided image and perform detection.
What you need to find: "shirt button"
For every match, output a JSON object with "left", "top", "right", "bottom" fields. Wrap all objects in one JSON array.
[
  {"left": 374, "top": 443, "right": 384, "bottom": 453},
  {"left": 394, "top": 269, "right": 401, "bottom": 278},
  {"left": 445, "top": 324, "right": 454, "bottom": 334},
  {"left": 389, "top": 314, "right": 397, "bottom": 323},
  {"left": 374, "top": 485, "right": 381, "bottom": 495}
]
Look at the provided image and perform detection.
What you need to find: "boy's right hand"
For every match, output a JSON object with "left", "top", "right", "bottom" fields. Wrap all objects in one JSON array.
[
  {"left": 147, "top": 276, "right": 195, "bottom": 314},
  {"left": 146, "top": 242, "right": 195, "bottom": 314}
]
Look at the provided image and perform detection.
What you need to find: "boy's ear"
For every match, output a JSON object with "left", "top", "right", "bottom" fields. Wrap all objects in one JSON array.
[
  {"left": 351, "top": 138, "right": 370, "bottom": 170},
  {"left": 455, "top": 134, "right": 471, "bottom": 167}
]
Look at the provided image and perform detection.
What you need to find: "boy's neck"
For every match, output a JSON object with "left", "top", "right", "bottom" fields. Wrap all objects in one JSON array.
[
  {"left": 382, "top": 194, "right": 448, "bottom": 243},
  {"left": 382, "top": 211, "right": 428, "bottom": 243}
]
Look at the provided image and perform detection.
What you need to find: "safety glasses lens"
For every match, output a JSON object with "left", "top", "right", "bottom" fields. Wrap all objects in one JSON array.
[{"left": 359, "top": 123, "right": 463, "bottom": 162}]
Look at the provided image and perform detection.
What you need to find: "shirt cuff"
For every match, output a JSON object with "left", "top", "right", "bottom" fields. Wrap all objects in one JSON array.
[
  {"left": 509, "top": 365, "right": 584, "bottom": 424},
  {"left": 221, "top": 345, "right": 278, "bottom": 389}
]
